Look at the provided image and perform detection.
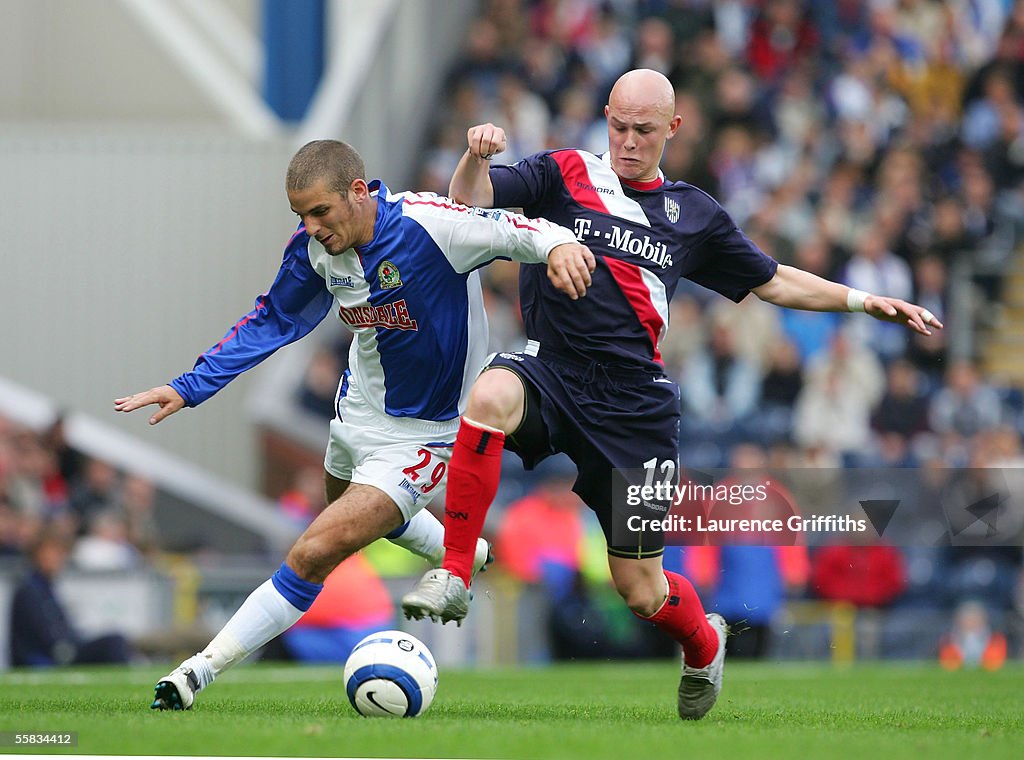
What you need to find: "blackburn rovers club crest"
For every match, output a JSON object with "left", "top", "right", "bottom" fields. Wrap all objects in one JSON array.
[
  {"left": 664, "top": 196, "right": 680, "bottom": 223},
  {"left": 377, "top": 260, "right": 403, "bottom": 289}
]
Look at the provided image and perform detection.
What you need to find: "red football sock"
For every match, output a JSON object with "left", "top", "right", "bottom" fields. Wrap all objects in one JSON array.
[
  {"left": 637, "top": 570, "right": 718, "bottom": 668},
  {"left": 441, "top": 417, "right": 505, "bottom": 587}
]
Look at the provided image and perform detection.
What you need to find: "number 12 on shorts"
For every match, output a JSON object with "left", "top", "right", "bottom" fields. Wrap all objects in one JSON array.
[
  {"left": 643, "top": 457, "right": 676, "bottom": 488},
  {"left": 402, "top": 448, "right": 446, "bottom": 493}
]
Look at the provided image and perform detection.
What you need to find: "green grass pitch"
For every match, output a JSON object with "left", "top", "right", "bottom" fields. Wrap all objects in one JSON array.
[{"left": 0, "top": 661, "right": 1021, "bottom": 759}]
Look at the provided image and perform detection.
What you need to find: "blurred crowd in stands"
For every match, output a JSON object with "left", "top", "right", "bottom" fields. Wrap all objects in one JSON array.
[
  {"left": 0, "top": 412, "right": 157, "bottom": 665},
  {"left": 6, "top": 0, "right": 1024, "bottom": 666},
  {"left": 0, "top": 412, "right": 157, "bottom": 567}
]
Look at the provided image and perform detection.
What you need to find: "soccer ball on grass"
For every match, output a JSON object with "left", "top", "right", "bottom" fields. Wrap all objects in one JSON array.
[{"left": 343, "top": 630, "right": 438, "bottom": 717}]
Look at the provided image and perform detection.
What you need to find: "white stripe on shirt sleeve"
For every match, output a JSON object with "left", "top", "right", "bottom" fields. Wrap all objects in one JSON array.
[{"left": 400, "top": 193, "right": 578, "bottom": 274}]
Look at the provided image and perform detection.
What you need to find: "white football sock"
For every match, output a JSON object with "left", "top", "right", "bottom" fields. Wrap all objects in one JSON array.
[
  {"left": 387, "top": 508, "right": 445, "bottom": 566},
  {"left": 187, "top": 578, "right": 306, "bottom": 687}
]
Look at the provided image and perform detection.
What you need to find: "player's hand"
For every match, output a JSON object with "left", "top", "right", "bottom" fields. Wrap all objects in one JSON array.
[
  {"left": 864, "top": 296, "right": 944, "bottom": 336},
  {"left": 113, "top": 385, "right": 185, "bottom": 425},
  {"left": 547, "top": 243, "right": 596, "bottom": 300},
  {"left": 467, "top": 123, "right": 507, "bottom": 160}
]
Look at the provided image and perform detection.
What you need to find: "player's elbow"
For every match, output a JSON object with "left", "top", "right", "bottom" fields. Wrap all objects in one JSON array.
[
  {"left": 449, "top": 181, "right": 494, "bottom": 209},
  {"left": 449, "top": 191, "right": 470, "bottom": 207},
  {"left": 752, "top": 273, "right": 785, "bottom": 304},
  {"left": 449, "top": 188, "right": 480, "bottom": 207}
]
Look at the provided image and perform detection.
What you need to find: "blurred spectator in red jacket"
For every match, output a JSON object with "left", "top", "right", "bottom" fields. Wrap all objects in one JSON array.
[
  {"left": 811, "top": 542, "right": 907, "bottom": 607},
  {"left": 746, "top": 0, "right": 820, "bottom": 84},
  {"left": 495, "top": 455, "right": 582, "bottom": 601}
]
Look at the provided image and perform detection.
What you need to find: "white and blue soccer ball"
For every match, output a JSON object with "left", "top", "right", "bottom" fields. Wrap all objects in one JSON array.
[{"left": 343, "top": 630, "right": 438, "bottom": 717}]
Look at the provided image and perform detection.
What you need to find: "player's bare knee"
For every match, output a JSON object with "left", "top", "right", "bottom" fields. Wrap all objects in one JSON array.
[
  {"left": 286, "top": 533, "right": 352, "bottom": 583},
  {"left": 284, "top": 542, "right": 332, "bottom": 584},
  {"left": 610, "top": 567, "right": 666, "bottom": 616},
  {"left": 611, "top": 577, "right": 661, "bottom": 616},
  {"left": 465, "top": 370, "right": 525, "bottom": 433}
]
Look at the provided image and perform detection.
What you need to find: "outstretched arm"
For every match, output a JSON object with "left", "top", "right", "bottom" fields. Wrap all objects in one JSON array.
[
  {"left": 752, "top": 264, "right": 943, "bottom": 336},
  {"left": 114, "top": 233, "right": 333, "bottom": 423},
  {"left": 403, "top": 193, "right": 594, "bottom": 300},
  {"left": 448, "top": 123, "right": 507, "bottom": 207}
]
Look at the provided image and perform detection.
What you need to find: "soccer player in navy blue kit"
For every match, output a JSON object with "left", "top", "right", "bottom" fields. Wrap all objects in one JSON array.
[
  {"left": 115, "top": 139, "right": 594, "bottom": 710},
  {"left": 402, "top": 69, "right": 942, "bottom": 719}
]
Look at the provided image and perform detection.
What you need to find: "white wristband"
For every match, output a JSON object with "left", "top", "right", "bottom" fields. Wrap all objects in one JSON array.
[{"left": 847, "top": 288, "right": 869, "bottom": 313}]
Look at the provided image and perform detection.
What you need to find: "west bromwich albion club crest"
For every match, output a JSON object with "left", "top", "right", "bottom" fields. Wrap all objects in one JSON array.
[
  {"left": 377, "top": 260, "right": 403, "bottom": 289},
  {"left": 664, "top": 197, "right": 680, "bottom": 223}
]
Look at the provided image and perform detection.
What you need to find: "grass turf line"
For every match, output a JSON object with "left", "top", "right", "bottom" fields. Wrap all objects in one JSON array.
[{"left": 0, "top": 661, "right": 1021, "bottom": 759}]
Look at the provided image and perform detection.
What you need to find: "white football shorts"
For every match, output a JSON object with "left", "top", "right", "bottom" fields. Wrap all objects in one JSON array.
[{"left": 324, "top": 387, "right": 458, "bottom": 522}]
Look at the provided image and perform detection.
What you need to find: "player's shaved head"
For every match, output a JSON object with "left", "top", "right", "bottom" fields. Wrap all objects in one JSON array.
[
  {"left": 603, "top": 69, "right": 681, "bottom": 182},
  {"left": 287, "top": 139, "right": 366, "bottom": 196},
  {"left": 608, "top": 69, "right": 676, "bottom": 122}
]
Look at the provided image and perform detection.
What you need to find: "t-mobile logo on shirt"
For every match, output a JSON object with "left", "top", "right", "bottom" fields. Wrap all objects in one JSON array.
[{"left": 573, "top": 218, "right": 673, "bottom": 268}]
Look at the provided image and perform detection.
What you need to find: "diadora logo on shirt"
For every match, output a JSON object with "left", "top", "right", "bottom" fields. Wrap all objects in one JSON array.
[
  {"left": 574, "top": 180, "right": 616, "bottom": 196},
  {"left": 330, "top": 275, "right": 355, "bottom": 288},
  {"left": 573, "top": 218, "right": 673, "bottom": 268},
  {"left": 338, "top": 299, "right": 419, "bottom": 331}
]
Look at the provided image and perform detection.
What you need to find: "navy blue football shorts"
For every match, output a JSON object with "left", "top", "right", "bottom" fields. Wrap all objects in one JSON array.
[{"left": 487, "top": 347, "right": 681, "bottom": 559}]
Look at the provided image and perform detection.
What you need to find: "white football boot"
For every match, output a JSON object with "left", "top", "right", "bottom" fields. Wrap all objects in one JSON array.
[
  {"left": 402, "top": 537, "right": 491, "bottom": 625},
  {"left": 677, "top": 613, "right": 728, "bottom": 720},
  {"left": 470, "top": 537, "right": 494, "bottom": 577},
  {"left": 400, "top": 568, "right": 471, "bottom": 626},
  {"left": 151, "top": 664, "right": 201, "bottom": 711}
]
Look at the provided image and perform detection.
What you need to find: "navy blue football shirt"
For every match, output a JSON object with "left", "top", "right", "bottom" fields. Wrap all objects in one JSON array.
[{"left": 490, "top": 149, "right": 778, "bottom": 373}]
